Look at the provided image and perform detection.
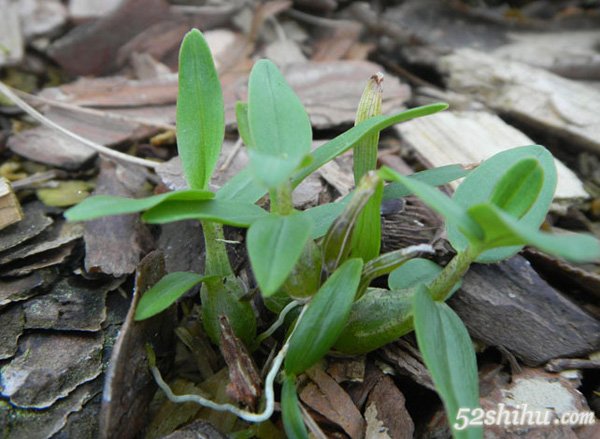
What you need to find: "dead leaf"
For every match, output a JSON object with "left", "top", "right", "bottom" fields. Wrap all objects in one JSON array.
[
  {"left": 300, "top": 367, "right": 365, "bottom": 439},
  {"left": 365, "top": 376, "right": 414, "bottom": 439}
]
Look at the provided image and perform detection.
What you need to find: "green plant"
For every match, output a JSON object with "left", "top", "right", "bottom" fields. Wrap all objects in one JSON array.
[{"left": 64, "top": 29, "right": 600, "bottom": 439}]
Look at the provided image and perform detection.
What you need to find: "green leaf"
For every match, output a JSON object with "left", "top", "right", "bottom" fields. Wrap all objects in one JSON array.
[
  {"left": 247, "top": 60, "right": 312, "bottom": 188},
  {"left": 135, "top": 272, "right": 208, "bottom": 320},
  {"left": 281, "top": 374, "right": 308, "bottom": 439},
  {"left": 379, "top": 166, "right": 483, "bottom": 243},
  {"left": 64, "top": 189, "right": 214, "bottom": 222},
  {"left": 389, "top": 258, "right": 441, "bottom": 289},
  {"left": 142, "top": 199, "right": 268, "bottom": 227},
  {"left": 201, "top": 275, "right": 257, "bottom": 346},
  {"left": 247, "top": 213, "right": 313, "bottom": 297},
  {"left": 353, "top": 74, "right": 383, "bottom": 182},
  {"left": 490, "top": 158, "right": 544, "bottom": 218},
  {"left": 248, "top": 150, "right": 302, "bottom": 190},
  {"left": 217, "top": 104, "right": 451, "bottom": 204},
  {"left": 176, "top": 29, "right": 224, "bottom": 190},
  {"left": 292, "top": 103, "right": 448, "bottom": 187},
  {"left": 468, "top": 203, "right": 600, "bottom": 263},
  {"left": 383, "top": 164, "right": 470, "bottom": 201},
  {"left": 334, "top": 287, "right": 414, "bottom": 354},
  {"left": 448, "top": 145, "right": 557, "bottom": 263},
  {"left": 321, "top": 174, "right": 378, "bottom": 274},
  {"left": 303, "top": 200, "right": 349, "bottom": 239},
  {"left": 350, "top": 176, "right": 383, "bottom": 262},
  {"left": 413, "top": 285, "right": 482, "bottom": 439},
  {"left": 215, "top": 169, "right": 266, "bottom": 203},
  {"left": 235, "top": 101, "right": 254, "bottom": 147},
  {"left": 285, "top": 258, "right": 363, "bottom": 374}
]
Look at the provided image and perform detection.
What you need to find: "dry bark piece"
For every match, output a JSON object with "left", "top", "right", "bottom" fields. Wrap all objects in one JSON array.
[
  {"left": 0, "top": 380, "right": 101, "bottom": 439},
  {"left": 480, "top": 367, "right": 593, "bottom": 438},
  {"left": 0, "top": 177, "right": 23, "bottom": 230},
  {"left": 0, "top": 241, "right": 76, "bottom": 277},
  {"left": 380, "top": 340, "right": 435, "bottom": 391},
  {"left": 546, "top": 358, "right": 600, "bottom": 373},
  {"left": 218, "top": 316, "right": 262, "bottom": 410},
  {"left": 0, "top": 305, "right": 24, "bottom": 360},
  {"left": 396, "top": 110, "right": 588, "bottom": 201},
  {"left": 0, "top": 269, "right": 57, "bottom": 308},
  {"left": 99, "top": 250, "right": 176, "bottom": 439},
  {"left": 84, "top": 159, "right": 153, "bottom": 276},
  {"left": 69, "top": 0, "right": 124, "bottom": 21},
  {"left": 0, "top": 221, "right": 83, "bottom": 265},
  {"left": 0, "top": 332, "right": 103, "bottom": 409},
  {"left": 439, "top": 49, "right": 600, "bottom": 154},
  {"left": 364, "top": 375, "right": 414, "bottom": 439},
  {"left": 0, "top": 0, "right": 24, "bottom": 66},
  {"left": 48, "top": 0, "right": 171, "bottom": 76},
  {"left": 158, "top": 220, "right": 204, "bottom": 274},
  {"left": 23, "top": 276, "right": 123, "bottom": 332},
  {"left": 300, "top": 367, "right": 365, "bottom": 439},
  {"left": 327, "top": 357, "right": 366, "bottom": 384},
  {"left": 8, "top": 126, "right": 96, "bottom": 170},
  {"left": 449, "top": 255, "right": 600, "bottom": 366},
  {"left": 0, "top": 203, "right": 53, "bottom": 253},
  {"left": 493, "top": 31, "right": 600, "bottom": 80},
  {"left": 160, "top": 419, "right": 228, "bottom": 439},
  {"left": 18, "top": 0, "right": 67, "bottom": 40}
]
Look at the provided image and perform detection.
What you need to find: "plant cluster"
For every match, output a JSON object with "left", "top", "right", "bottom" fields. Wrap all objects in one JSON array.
[{"left": 65, "top": 29, "right": 600, "bottom": 439}]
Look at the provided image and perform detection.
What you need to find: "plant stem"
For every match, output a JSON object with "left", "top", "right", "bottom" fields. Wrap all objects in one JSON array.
[
  {"left": 202, "top": 220, "right": 233, "bottom": 277},
  {"left": 428, "top": 245, "right": 479, "bottom": 302},
  {"left": 270, "top": 181, "right": 294, "bottom": 216}
]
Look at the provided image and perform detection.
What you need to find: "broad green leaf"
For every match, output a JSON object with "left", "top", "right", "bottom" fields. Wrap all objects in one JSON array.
[
  {"left": 135, "top": 272, "right": 208, "bottom": 320},
  {"left": 235, "top": 101, "right": 254, "bottom": 147},
  {"left": 285, "top": 258, "right": 363, "bottom": 374},
  {"left": 247, "top": 60, "right": 312, "bottom": 188},
  {"left": 64, "top": 189, "right": 214, "bottom": 222},
  {"left": 215, "top": 169, "right": 266, "bottom": 203},
  {"left": 292, "top": 103, "right": 448, "bottom": 186},
  {"left": 448, "top": 145, "right": 557, "bottom": 263},
  {"left": 142, "top": 199, "right": 267, "bottom": 227},
  {"left": 353, "top": 73, "right": 383, "bottom": 182},
  {"left": 281, "top": 374, "right": 308, "bottom": 439},
  {"left": 468, "top": 203, "right": 600, "bottom": 263},
  {"left": 176, "top": 29, "right": 224, "bottom": 190},
  {"left": 217, "top": 104, "right": 451, "bottom": 204},
  {"left": 303, "top": 200, "right": 348, "bottom": 239},
  {"left": 379, "top": 166, "right": 483, "bottom": 243},
  {"left": 248, "top": 150, "right": 303, "bottom": 190},
  {"left": 282, "top": 239, "right": 321, "bottom": 299},
  {"left": 383, "top": 164, "right": 470, "bottom": 201},
  {"left": 413, "top": 285, "right": 482, "bottom": 439},
  {"left": 247, "top": 213, "right": 313, "bottom": 297},
  {"left": 201, "top": 275, "right": 257, "bottom": 346},
  {"left": 350, "top": 177, "right": 383, "bottom": 262},
  {"left": 490, "top": 158, "right": 544, "bottom": 218},
  {"left": 334, "top": 287, "right": 413, "bottom": 354},
  {"left": 389, "top": 258, "right": 443, "bottom": 290}
]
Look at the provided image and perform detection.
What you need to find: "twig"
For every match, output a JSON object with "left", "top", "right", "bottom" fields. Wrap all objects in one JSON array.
[
  {"left": 14, "top": 88, "right": 176, "bottom": 131},
  {"left": 150, "top": 305, "right": 308, "bottom": 423},
  {"left": 0, "top": 81, "right": 160, "bottom": 170},
  {"left": 218, "top": 137, "right": 243, "bottom": 172}
]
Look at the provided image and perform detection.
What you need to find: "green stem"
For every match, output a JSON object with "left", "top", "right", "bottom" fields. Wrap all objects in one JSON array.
[
  {"left": 428, "top": 245, "right": 480, "bottom": 302},
  {"left": 270, "top": 181, "right": 294, "bottom": 216},
  {"left": 201, "top": 220, "right": 233, "bottom": 277}
]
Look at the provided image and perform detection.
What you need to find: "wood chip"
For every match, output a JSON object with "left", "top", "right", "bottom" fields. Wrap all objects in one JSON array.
[
  {"left": 99, "top": 250, "right": 176, "bottom": 439},
  {"left": 439, "top": 49, "right": 600, "bottom": 155},
  {"left": 18, "top": 0, "right": 67, "bottom": 40},
  {"left": 0, "top": 269, "right": 57, "bottom": 308},
  {"left": 300, "top": 367, "right": 365, "bottom": 439},
  {"left": 0, "top": 332, "right": 103, "bottom": 409},
  {"left": 493, "top": 31, "right": 600, "bottom": 80},
  {"left": 365, "top": 376, "right": 414, "bottom": 439},
  {"left": 0, "top": 203, "right": 52, "bottom": 253},
  {"left": 0, "top": 177, "right": 23, "bottom": 230},
  {"left": 69, "top": 0, "right": 125, "bottom": 21},
  {"left": 0, "top": 0, "right": 24, "bottom": 66},
  {"left": 449, "top": 255, "right": 600, "bottom": 366},
  {"left": 0, "top": 305, "right": 24, "bottom": 360},
  {"left": 380, "top": 340, "right": 435, "bottom": 391},
  {"left": 396, "top": 110, "right": 589, "bottom": 200},
  {"left": 83, "top": 159, "right": 153, "bottom": 276},
  {"left": 0, "top": 241, "right": 76, "bottom": 277}
]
